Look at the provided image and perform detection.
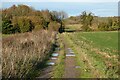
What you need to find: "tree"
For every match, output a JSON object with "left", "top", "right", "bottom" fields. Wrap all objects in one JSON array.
[
  {"left": 15, "top": 5, "right": 33, "bottom": 16},
  {"left": 80, "top": 11, "right": 94, "bottom": 31},
  {"left": 2, "top": 20, "right": 13, "bottom": 34},
  {"left": 98, "top": 22, "right": 109, "bottom": 31},
  {"left": 27, "top": 16, "right": 46, "bottom": 30},
  {"left": 2, "top": 4, "right": 68, "bottom": 34},
  {"left": 108, "top": 18, "right": 113, "bottom": 27},
  {"left": 51, "top": 11, "right": 68, "bottom": 22},
  {"left": 12, "top": 16, "right": 21, "bottom": 33},
  {"left": 51, "top": 11, "right": 68, "bottom": 33},
  {"left": 41, "top": 10, "right": 52, "bottom": 23},
  {"left": 17, "top": 17, "right": 33, "bottom": 33},
  {"left": 98, "top": 18, "right": 119, "bottom": 31},
  {"left": 112, "top": 18, "right": 119, "bottom": 30}
]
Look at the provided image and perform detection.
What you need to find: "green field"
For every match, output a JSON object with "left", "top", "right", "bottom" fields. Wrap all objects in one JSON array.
[
  {"left": 63, "top": 31, "right": 118, "bottom": 78},
  {"left": 75, "top": 31, "right": 118, "bottom": 53}
]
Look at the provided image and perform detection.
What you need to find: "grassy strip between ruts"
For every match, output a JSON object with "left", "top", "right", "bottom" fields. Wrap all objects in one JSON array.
[
  {"left": 63, "top": 33, "right": 92, "bottom": 78},
  {"left": 52, "top": 33, "right": 65, "bottom": 78}
]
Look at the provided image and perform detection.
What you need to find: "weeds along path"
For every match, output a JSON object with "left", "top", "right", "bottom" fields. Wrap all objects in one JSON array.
[
  {"left": 37, "top": 33, "right": 60, "bottom": 78},
  {"left": 37, "top": 33, "right": 65, "bottom": 78},
  {"left": 62, "top": 33, "right": 80, "bottom": 78},
  {"left": 2, "top": 30, "right": 55, "bottom": 78}
]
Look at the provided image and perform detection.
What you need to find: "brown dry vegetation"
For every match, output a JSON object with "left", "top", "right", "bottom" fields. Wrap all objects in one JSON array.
[{"left": 2, "top": 30, "right": 55, "bottom": 78}]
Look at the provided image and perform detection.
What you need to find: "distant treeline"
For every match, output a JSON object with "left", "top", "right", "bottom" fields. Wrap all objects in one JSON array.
[
  {"left": 2, "top": 5, "right": 119, "bottom": 33},
  {"left": 2, "top": 5, "right": 68, "bottom": 34},
  {"left": 66, "top": 11, "right": 119, "bottom": 31}
]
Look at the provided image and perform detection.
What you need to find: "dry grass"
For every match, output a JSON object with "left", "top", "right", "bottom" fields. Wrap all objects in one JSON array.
[
  {"left": 2, "top": 30, "right": 55, "bottom": 78},
  {"left": 65, "top": 24, "right": 82, "bottom": 31}
]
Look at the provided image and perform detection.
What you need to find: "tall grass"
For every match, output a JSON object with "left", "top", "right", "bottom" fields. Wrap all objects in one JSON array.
[{"left": 2, "top": 30, "right": 55, "bottom": 78}]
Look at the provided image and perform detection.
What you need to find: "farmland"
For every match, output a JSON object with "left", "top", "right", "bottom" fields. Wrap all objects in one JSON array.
[{"left": 62, "top": 31, "right": 119, "bottom": 78}]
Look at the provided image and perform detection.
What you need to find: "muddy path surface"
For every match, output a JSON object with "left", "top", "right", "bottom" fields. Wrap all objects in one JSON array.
[
  {"left": 62, "top": 34, "right": 80, "bottom": 78},
  {"left": 63, "top": 56, "right": 77, "bottom": 78}
]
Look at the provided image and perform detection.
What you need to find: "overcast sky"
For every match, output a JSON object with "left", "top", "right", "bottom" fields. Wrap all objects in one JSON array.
[{"left": 1, "top": 0, "right": 119, "bottom": 17}]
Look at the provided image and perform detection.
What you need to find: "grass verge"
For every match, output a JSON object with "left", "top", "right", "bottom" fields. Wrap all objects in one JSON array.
[{"left": 52, "top": 34, "right": 65, "bottom": 78}]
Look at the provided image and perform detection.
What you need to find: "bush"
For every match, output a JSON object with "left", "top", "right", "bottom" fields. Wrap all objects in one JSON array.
[
  {"left": 98, "top": 18, "right": 119, "bottom": 31},
  {"left": 17, "top": 17, "right": 34, "bottom": 33},
  {"left": 2, "top": 20, "right": 13, "bottom": 34},
  {"left": 98, "top": 22, "right": 109, "bottom": 31},
  {"left": 27, "top": 16, "right": 46, "bottom": 30},
  {"left": 112, "top": 26, "right": 119, "bottom": 30},
  {"left": 2, "top": 30, "right": 55, "bottom": 78}
]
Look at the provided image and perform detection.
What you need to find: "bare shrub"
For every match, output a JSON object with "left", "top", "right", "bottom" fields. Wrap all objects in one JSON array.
[{"left": 2, "top": 30, "right": 55, "bottom": 78}]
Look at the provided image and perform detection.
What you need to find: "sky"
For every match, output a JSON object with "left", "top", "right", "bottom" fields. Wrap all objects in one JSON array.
[
  {"left": 1, "top": 1, "right": 119, "bottom": 17},
  {"left": 1, "top": 0, "right": 119, "bottom": 2}
]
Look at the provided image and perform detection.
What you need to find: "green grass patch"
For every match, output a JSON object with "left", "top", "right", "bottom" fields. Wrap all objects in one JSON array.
[{"left": 76, "top": 31, "right": 118, "bottom": 52}]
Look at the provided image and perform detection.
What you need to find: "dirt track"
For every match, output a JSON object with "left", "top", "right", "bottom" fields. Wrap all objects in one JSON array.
[
  {"left": 62, "top": 34, "right": 79, "bottom": 78},
  {"left": 63, "top": 56, "right": 77, "bottom": 78}
]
